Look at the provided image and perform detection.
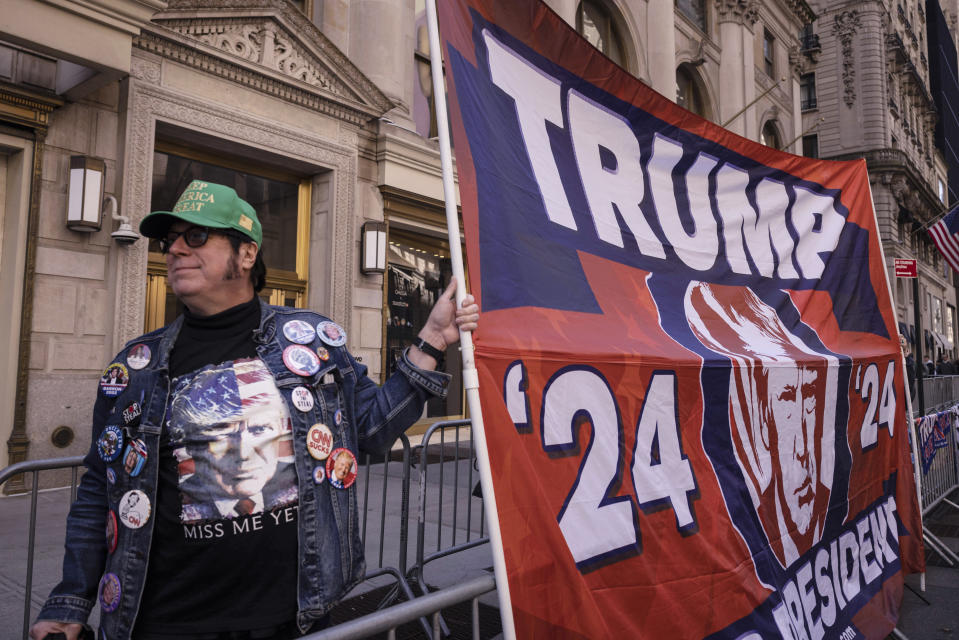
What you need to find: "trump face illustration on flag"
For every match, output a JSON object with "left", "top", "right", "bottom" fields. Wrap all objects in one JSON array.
[{"left": 686, "top": 282, "right": 839, "bottom": 570}]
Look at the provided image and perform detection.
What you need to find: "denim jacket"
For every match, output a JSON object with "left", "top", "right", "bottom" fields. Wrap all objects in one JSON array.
[{"left": 36, "top": 303, "right": 451, "bottom": 638}]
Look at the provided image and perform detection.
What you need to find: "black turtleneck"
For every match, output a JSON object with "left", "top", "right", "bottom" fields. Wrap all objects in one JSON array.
[{"left": 169, "top": 296, "right": 261, "bottom": 378}]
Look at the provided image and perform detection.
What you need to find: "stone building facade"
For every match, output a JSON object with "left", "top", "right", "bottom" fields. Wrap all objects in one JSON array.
[
  {"left": 5, "top": 0, "right": 938, "bottom": 475},
  {"left": 800, "top": 0, "right": 958, "bottom": 367}
]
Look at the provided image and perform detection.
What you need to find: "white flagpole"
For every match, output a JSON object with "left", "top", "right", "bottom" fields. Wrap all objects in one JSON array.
[{"left": 423, "top": 1, "right": 517, "bottom": 637}]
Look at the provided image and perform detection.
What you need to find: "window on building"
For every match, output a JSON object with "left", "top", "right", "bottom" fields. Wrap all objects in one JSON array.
[
  {"left": 289, "top": 0, "right": 310, "bottom": 16},
  {"left": 763, "top": 29, "right": 776, "bottom": 77},
  {"left": 145, "top": 143, "right": 311, "bottom": 331},
  {"left": 676, "top": 64, "right": 708, "bottom": 118},
  {"left": 761, "top": 121, "right": 781, "bottom": 149},
  {"left": 802, "top": 134, "right": 819, "bottom": 158},
  {"left": 676, "top": 0, "right": 707, "bottom": 31},
  {"left": 934, "top": 297, "right": 943, "bottom": 333},
  {"left": 948, "top": 305, "right": 956, "bottom": 346},
  {"left": 800, "top": 73, "right": 817, "bottom": 110},
  {"left": 577, "top": 0, "right": 627, "bottom": 69},
  {"left": 799, "top": 23, "right": 820, "bottom": 51},
  {"left": 939, "top": 177, "right": 947, "bottom": 203},
  {"left": 413, "top": 1, "right": 437, "bottom": 139}
]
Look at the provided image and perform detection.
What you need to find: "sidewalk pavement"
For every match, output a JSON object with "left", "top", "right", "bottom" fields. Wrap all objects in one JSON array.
[{"left": 1, "top": 478, "right": 956, "bottom": 640}]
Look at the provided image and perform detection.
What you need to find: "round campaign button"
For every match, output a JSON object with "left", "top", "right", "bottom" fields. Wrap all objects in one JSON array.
[
  {"left": 283, "top": 344, "right": 321, "bottom": 377},
  {"left": 126, "top": 343, "right": 152, "bottom": 370},
  {"left": 291, "top": 386, "right": 314, "bottom": 412},
  {"left": 122, "top": 438, "right": 148, "bottom": 477},
  {"left": 315, "top": 346, "right": 330, "bottom": 361},
  {"left": 316, "top": 321, "right": 347, "bottom": 347},
  {"left": 97, "top": 426, "right": 124, "bottom": 463},
  {"left": 106, "top": 510, "right": 118, "bottom": 554},
  {"left": 327, "top": 448, "right": 357, "bottom": 490},
  {"left": 99, "top": 363, "right": 129, "bottom": 397},
  {"left": 307, "top": 423, "right": 334, "bottom": 461},
  {"left": 106, "top": 467, "right": 117, "bottom": 486},
  {"left": 118, "top": 489, "right": 150, "bottom": 529},
  {"left": 312, "top": 466, "right": 326, "bottom": 484},
  {"left": 99, "top": 572, "right": 121, "bottom": 612},
  {"left": 283, "top": 319, "right": 317, "bottom": 345},
  {"left": 334, "top": 409, "right": 343, "bottom": 426}
]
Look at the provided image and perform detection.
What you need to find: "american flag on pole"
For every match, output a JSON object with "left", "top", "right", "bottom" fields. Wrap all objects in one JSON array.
[{"left": 928, "top": 205, "right": 959, "bottom": 272}]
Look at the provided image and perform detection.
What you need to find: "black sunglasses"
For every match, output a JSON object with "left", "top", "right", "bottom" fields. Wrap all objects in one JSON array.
[{"left": 158, "top": 225, "right": 245, "bottom": 254}]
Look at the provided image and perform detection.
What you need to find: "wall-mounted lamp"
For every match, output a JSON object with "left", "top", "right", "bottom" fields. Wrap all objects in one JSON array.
[
  {"left": 361, "top": 220, "right": 387, "bottom": 274},
  {"left": 66, "top": 155, "right": 105, "bottom": 232},
  {"left": 104, "top": 194, "right": 140, "bottom": 245}
]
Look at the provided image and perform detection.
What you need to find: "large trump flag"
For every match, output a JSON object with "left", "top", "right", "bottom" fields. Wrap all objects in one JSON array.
[{"left": 436, "top": 1, "right": 924, "bottom": 638}]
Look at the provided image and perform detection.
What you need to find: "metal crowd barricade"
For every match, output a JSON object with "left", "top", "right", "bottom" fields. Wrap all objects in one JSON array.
[
  {"left": 920, "top": 375, "right": 959, "bottom": 413},
  {"left": 350, "top": 433, "right": 433, "bottom": 636},
  {"left": 912, "top": 406, "right": 959, "bottom": 567},
  {"left": 305, "top": 573, "right": 496, "bottom": 640},
  {"left": 411, "top": 420, "right": 490, "bottom": 592},
  {"left": 0, "top": 455, "right": 84, "bottom": 640}
]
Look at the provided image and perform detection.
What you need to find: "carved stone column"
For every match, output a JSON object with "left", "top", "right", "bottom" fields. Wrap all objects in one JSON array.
[
  {"left": 715, "top": 0, "right": 759, "bottom": 137},
  {"left": 349, "top": 0, "right": 412, "bottom": 120},
  {"left": 789, "top": 46, "right": 803, "bottom": 152},
  {"left": 544, "top": 0, "right": 576, "bottom": 24},
  {"left": 648, "top": 0, "right": 676, "bottom": 99}
]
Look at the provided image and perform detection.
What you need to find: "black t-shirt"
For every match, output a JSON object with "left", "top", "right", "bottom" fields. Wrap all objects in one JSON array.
[{"left": 134, "top": 297, "right": 300, "bottom": 636}]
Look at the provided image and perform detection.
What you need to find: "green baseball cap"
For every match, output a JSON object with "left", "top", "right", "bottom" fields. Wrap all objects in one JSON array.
[{"left": 139, "top": 180, "right": 262, "bottom": 245}]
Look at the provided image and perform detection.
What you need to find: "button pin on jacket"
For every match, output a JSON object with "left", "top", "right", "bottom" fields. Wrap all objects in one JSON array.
[
  {"left": 291, "top": 386, "right": 314, "bottom": 412},
  {"left": 121, "top": 401, "right": 142, "bottom": 427},
  {"left": 307, "top": 423, "right": 334, "bottom": 460},
  {"left": 316, "top": 321, "right": 347, "bottom": 347},
  {"left": 283, "top": 344, "right": 321, "bottom": 377},
  {"left": 118, "top": 489, "right": 151, "bottom": 529},
  {"left": 126, "top": 343, "right": 152, "bottom": 370},
  {"left": 122, "top": 438, "right": 148, "bottom": 477},
  {"left": 97, "top": 426, "right": 124, "bottom": 463},
  {"left": 99, "top": 363, "right": 129, "bottom": 397},
  {"left": 106, "top": 467, "right": 117, "bottom": 485},
  {"left": 283, "top": 319, "right": 317, "bottom": 345},
  {"left": 315, "top": 346, "right": 330, "bottom": 361},
  {"left": 312, "top": 466, "right": 326, "bottom": 484},
  {"left": 327, "top": 448, "right": 357, "bottom": 489},
  {"left": 99, "top": 572, "right": 122, "bottom": 612},
  {"left": 106, "top": 510, "right": 118, "bottom": 554}
]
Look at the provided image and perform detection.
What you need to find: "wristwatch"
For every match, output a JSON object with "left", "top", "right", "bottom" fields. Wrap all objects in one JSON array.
[{"left": 413, "top": 337, "right": 446, "bottom": 366}]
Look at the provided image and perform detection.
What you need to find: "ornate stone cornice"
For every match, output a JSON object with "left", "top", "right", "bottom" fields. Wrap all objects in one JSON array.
[
  {"left": 832, "top": 10, "right": 860, "bottom": 108},
  {"left": 141, "top": 0, "right": 392, "bottom": 123},
  {"left": 135, "top": 27, "right": 383, "bottom": 125},
  {"left": 714, "top": 0, "right": 759, "bottom": 25},
  {"left": 0, "top": 83, "right": 63, "bottom": 129},
  {"left": 843, "top": 148, "right": 940, "bottom": 221},
  {"left": 782, "top": 0, "right": 816, "bottom": 26}
]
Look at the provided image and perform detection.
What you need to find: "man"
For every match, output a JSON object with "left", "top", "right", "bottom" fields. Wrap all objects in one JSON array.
[
  {"left": 686, "top": 282, "right": 837, "bottom": 569},
  {"left": 31, "top": 180, "right": 478, "bottom": 639},
  {"left": 901, "top": 336, "right": 916, "bottom": 400}
]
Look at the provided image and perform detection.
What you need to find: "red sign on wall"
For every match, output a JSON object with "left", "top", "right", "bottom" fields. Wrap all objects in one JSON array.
[{"left": 895, "top": 259, "right": 918, "bottom": 278}]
